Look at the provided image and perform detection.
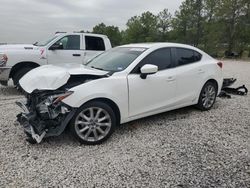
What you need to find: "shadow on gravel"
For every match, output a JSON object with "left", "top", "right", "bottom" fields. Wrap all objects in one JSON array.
[
  {"left": 0, "top": 86, "right": 21, "bottom": 96},
  {"left": 31, "top": 106, "right": 199, "bottom": 146},
  {"left": 118, "top": 106, "right": 197, "bottom": 132},
  {"left": 42, "top": 132, "right": 78, "bottom": 146},
  {"left": 18, "top": 100, "right": 225, "bottom": 146}
]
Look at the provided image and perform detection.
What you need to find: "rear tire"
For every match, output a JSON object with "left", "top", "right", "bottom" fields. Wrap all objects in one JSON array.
[
  {"left": 196, "top": 81, "right": 217, "bottom": 111},
  {"left": 12, "top": 67, "right": 33, "bottom": 90},
  {"left": 70, "top": 101, "right": 117, "bottom": 145}
]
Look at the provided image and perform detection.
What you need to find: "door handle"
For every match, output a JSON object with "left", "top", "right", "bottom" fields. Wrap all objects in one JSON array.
[
  {"left": 198, "top": 69, "right": 205, "bottom": 74},
  {"left": 166, "top": 76, "right": 175, "bottom": 82},
  {"left": 73, "top": 54, "right": 81, "bottom": 57}
]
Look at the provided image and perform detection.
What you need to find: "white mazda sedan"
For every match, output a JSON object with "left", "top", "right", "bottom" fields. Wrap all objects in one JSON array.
[{"left": 17, "top": 43, "right": 223, "bottom": 145}]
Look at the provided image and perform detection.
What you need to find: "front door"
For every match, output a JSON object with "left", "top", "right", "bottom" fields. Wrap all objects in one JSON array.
[
  {"left": 127, "top": 48, "right": 177, "bottom": 117},
  {"left": 47, "top": 34, "right": 85, "bottom": 65}
]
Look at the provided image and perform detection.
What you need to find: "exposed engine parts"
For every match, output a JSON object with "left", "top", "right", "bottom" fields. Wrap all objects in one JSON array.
[
  {"left": 16, "top": 74, "right": 105, "bottom": 144},
  {"left": 16, "top": 90, "right": 76, "bottom": 144}
]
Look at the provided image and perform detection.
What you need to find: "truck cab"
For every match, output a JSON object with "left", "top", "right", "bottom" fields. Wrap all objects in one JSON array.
[{"left": 0, "top": 32, "right": 112, "bottom": 86}]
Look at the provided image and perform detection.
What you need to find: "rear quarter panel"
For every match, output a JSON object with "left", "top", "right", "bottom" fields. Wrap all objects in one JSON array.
[{"left": 196, "top": 57, "right": 223, "bottom": 100}]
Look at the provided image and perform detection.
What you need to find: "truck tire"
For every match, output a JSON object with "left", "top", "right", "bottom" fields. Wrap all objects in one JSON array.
[{"left": 12, "top": 67, "right": 33, "bottom": 90}]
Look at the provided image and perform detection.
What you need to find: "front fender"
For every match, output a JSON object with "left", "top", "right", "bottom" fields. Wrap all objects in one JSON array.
[{"left": 62, "top": 76, "right": 129, "bottom": 123}]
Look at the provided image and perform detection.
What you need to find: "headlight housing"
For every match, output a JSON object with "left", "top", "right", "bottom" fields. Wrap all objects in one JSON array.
[
  {"left": 0, "top": 54, "right": 8, "bottom": 66},
  {"left": 52, "top": 91, "right": 74, "bottom": 104},
  {"left": 36, "top": 91, "right": 74, "bottom": 119}
]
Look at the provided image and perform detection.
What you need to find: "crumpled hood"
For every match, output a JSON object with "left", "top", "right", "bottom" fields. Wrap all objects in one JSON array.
[
  {"left": 19, "top": 64, "right": 108, "bottom": 93},
  {"left": 0, "top": 44, "right": 37, "bottom": 51}
]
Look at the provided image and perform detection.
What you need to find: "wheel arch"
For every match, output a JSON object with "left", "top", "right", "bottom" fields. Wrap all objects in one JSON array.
[
  {"left": 196, "top": 78, "right": 219, "bottom": 111},
  {"left": 10, "top": 61, "right": 40, "bottom": 78},
  {"left": 81, "top": 97, "right": 121, "bottom": 125},
  {"left": 205, "top": 79, "right": 219, "bottom": 94}
]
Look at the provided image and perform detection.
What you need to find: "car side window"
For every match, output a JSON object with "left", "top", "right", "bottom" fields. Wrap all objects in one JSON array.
[
  {"left": 55, "top": 35, "right": 80, "bottom": 50},
  {"left": 85, "top": 36, "right": 105, "bottom": 51},
  {"left": 194, "top": 51, "right": 202, "bottom": 61},
  {"left": 176, "top": 48, "right": 202, "bottom": 66},
  {"left": 132, "top": 48, "right": 172, "bottom": 73}
]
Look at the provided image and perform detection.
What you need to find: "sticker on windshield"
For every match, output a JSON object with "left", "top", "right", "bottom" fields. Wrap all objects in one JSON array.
[
  {"left": 129, "top": 48, "right": 146, "bottom": 52},
  {"left": 117, "top": 67, "right": 124, "bottom": 71}
]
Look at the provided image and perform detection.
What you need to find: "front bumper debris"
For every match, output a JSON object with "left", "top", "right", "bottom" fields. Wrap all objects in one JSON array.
[
  {"left": 16, "top": 100, "right": 76, "bottom": 144},
  {"left": 16, "top": 101, "right": 47, "bottom": 143},
  {"left": 219, "top": 78, "right": 248, "bottom": 98},
  {"left": 16, "top": 113, "right": 47, "bottom": 144}
]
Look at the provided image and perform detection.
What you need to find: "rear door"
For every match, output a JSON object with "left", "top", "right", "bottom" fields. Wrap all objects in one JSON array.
[
  {"left": 83, "top": 35, "right": 106, "bottom": 64},
  {"left": 173, "top": 48, "right": 204, "bottom": 105},
  {"left": 127, "top": 48, "right": 177, "bottom": 117},
  {"left": 47, "top": 34, "right": 85, "bottom": 64}
]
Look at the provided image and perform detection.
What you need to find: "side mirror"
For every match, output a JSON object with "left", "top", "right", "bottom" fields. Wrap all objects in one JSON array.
[
  {"left": 140, "top": 64, "right": 158, "bottom": 79},
  {"left": 49, "top": 43, "right": 63, "bottom": 50}
]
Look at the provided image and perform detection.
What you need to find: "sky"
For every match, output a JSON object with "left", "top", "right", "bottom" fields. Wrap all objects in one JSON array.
[{"left": 0, "top": 0, "right": 184, "bottom": 44}]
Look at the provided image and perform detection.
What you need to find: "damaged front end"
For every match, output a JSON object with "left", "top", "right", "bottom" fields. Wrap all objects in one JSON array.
[
  {"left": 15, "top": 64, "right": 110, "bottom": 144},
  {"left": 16, "top": 90, "right": 77, "bottom": 144}
]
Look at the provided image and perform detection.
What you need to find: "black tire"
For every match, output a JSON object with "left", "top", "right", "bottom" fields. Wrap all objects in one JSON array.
[
  {"left": 70, "top": 101, "right": 117, "bottom": 145},
  {"left": 12, "top": 67, "right": 33, "bottom": 90},
  {"left": 196, "top": 81, "right": 217, "bottom": 111}
]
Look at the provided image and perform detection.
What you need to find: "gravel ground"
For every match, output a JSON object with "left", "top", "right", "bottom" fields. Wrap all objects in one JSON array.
[{"left": 0, "top": 60, "right": 249, "bottom": 187}]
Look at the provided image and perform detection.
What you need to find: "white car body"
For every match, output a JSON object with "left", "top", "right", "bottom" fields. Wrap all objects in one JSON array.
[
  {"left": 20, "top": 43, "right": 223, "bottom": 124},
  {"left": 0, "top": 32, "right": 112, "bottom": 86}
]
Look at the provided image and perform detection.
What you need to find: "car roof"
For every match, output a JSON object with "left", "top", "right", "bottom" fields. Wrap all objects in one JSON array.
[
  {"left": 55, "top": 32, "right": 108, "bottom": 38},
  {"left": 120, "top": 42, "right": 200, "bottom": 51}
]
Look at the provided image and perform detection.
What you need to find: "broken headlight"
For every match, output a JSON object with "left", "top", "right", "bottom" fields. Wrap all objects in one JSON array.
[{"left": 36, "top": 91, "right": 73, "bottom": 119}]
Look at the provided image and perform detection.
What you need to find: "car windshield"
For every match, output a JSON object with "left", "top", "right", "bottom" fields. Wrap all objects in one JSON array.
[
  {"left": 86, "top": 47, "right": 147, "bottom": 72},
  {"left": 34, "top": 35, "right": 59, "bottom": 46}
]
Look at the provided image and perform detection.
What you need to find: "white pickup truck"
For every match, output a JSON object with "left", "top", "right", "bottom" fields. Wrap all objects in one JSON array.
[{"left": 0, "top": 32, "right": 112, "bottom": 86}]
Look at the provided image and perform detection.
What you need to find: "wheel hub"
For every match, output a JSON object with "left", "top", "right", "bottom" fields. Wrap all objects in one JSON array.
[
  {"left": 201, "top": 84, "right": 216, "bottom": 109},
  {"left": 74, "top": 107, "right": 112, "bottom": 142}
]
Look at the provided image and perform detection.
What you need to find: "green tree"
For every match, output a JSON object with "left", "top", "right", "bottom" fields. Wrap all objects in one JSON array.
[
  {"left": 171, "top": 0, "right": 204, "bottom": 46},
  {"left": 124, "top": 11, "right": 159, "bottom": 43},
  {"left": 90, "top": 0, "right": 250, "bottom": 57},
  {"left": 202, "top": 0, "right": 221, "bottom": 56},
  {"left": 237, "top": 0, "right": 250, "bottom": 56},
  {"left": 157, "top": 9, "right": 172, "bottom": 41},
  {"left": 92, "top": 23, "right": 122, "bottom": 46},
  {"left": 216, "top": 0, "right": 246, "bottom": 53}
]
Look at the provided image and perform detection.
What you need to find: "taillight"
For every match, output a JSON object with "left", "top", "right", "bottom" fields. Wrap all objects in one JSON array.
[{"left": 217, "top": 62, "right": 223, "bottom": 68}]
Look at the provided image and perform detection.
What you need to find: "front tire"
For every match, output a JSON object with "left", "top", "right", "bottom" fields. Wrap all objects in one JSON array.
[
  {"left": 70, "top": 101, "right": 117, "bottom": 145},
  {"left": 196, "top": 81, "right": 217, "bottom": 111},
  {"left": 12, "top": 67, "right": 33, "bottom": 90}
]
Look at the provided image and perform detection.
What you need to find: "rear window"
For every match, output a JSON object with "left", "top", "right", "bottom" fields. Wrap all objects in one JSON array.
[
  {"left": 176, "top": 48, "right": 202, "bottom": 66},
  {"left": 85, "top": 36, "right": 105, "bottom": 51}
]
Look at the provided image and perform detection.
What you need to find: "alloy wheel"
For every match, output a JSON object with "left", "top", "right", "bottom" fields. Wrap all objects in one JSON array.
[
  {"left": 74, "top": 107, "right": 112, "bottom": 142},
  {"left": 201, "top": 84, "right": 216, "bottom": 109}
]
